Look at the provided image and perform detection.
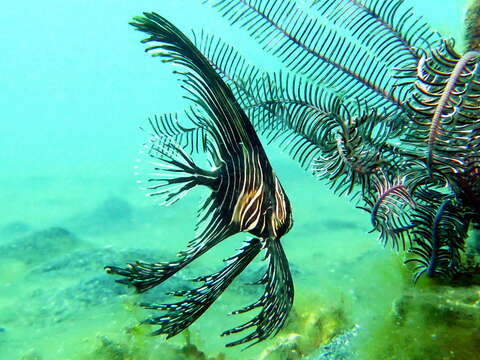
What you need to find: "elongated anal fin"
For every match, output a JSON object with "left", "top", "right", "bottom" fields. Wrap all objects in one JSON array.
[
  {"left": 222, "top": 239, "right": 294, "bottom": 348},
  {"left": 138, "top": 238, "right": 262, "bottom": 339}
]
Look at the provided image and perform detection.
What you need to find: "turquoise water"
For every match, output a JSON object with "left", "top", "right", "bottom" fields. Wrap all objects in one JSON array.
[{"left": 0, "top": 1, "right": 476, "bottom": 359}]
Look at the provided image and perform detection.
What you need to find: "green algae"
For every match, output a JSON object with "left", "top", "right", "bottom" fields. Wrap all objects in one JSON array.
[
  {"left": 3, "top": 217, "right": 477, "bottom": 360},
  {"left": 78, "top": 293, "right": 350, "bottom": 360},
  {"left": 353, "top": 266, "right": 480, "bottom": 360},
  {"left": 78, "top": 327, "right": 226, "bottom": 360},
  {"left": 347, "top": 233, "right": 480, "bottom": 360}
]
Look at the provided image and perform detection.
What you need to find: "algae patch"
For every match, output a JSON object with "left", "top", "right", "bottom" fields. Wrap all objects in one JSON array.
[{"left": 354, "top": 282, "right": 480, "bottom": 360}]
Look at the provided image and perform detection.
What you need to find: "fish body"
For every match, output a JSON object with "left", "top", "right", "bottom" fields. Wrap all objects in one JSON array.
[{"left": 105, "top": 12, "right": 294, "bottom": 347}]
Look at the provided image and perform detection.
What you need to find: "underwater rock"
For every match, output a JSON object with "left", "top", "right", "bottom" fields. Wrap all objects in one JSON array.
[
  {"left": 6, "top": 274, "right": 133, "bottom": 326},
  {"left": 34, "top": 247, "right": 164, "bottom": 277},
  {"left": 256, "top": 297, "right": 355, "bottom": 360},
  {"left": 96, "top": 196, "right": 133, "bottom": 219},
  {"left": 357, "top": 284, "right": 480, "bottom": 360},
  {"left": 90, "top": 336, "right": 133, "bottom": 360},
  {"left": 258, "top": 333, "right": 303, "bottom": 360},
  {"left": 62, "top": 196, "right": 134, "bottom": 236},
  {"left": 466, "top": 0, "right": 480, "bottom": 51},
  {"left": 20, "top": 350, "right": 43, "bottom": 360},
  {"left": 411, "top": 285, "right": 480, "bottom": 330},
  {"left": 0, "top": 221, "right": 32, "bottom": 239},
  {"left": 62, "top": 274, "right": 131, "bottom": 304},
  {"left": 0, "top": 227, "right": 88, "bottom": 266},
  {"left": 3, "top": 246, "right": 197, "bottom": 327},
  {"left": 257, "top": 327, "right": 359, "bottom": 360},
  {"left": 87, "top": 332, "right": 226, "bottom": 360},
  {"left": 304, "top": 326, "right": 359, "bottom": 360},
  {"left": 320, "top": 218, "right": 362, "bottom": 232}
]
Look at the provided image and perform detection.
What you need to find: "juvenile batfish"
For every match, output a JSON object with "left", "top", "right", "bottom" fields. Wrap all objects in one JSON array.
[{"left": 105, "top": 12, "right": 294, "bottom": 347}]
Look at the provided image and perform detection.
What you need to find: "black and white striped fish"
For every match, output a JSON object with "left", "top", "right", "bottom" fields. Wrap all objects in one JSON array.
[{"left": 105, "top": 12, "right": 294, "bottom": 348}]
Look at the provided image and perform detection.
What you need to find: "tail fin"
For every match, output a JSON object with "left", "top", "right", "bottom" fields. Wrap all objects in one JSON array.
[
  {"left": 222, "top": 239, "right": 294, "bottom": 348},
  {"left": 139, "top": 238, "right": 262, "bottom": 338}
]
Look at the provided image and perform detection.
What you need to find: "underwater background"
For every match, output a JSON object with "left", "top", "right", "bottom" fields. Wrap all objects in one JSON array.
[{"left": 1, "top": 1, "right": 478, "bottom": 359}]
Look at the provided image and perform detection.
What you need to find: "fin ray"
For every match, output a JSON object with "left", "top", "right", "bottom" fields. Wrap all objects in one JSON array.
[
  {"left": 139, "top": 238, "right": 262, "bottom": 338},
  {"left": 222, "top": 240, "right": 294, "bottom": 348}
]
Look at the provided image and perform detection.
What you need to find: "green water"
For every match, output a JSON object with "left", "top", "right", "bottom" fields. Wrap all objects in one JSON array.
[{"left": 0, "top": 1, "right": 476, "bottom": 359}]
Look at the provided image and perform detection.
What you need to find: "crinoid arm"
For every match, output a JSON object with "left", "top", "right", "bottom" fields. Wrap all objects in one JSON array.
[
  {"left": 238, "top": 70, "right": 406, "bottom": 199},
  {"left": 139, "top": 238, "right": 262, "bottom": 339},
  {"left": 221, "top": 239, "right": 294, "bottom": 348},
  {"left": 311, "top": 0, "right": 440, "bottom": 57},
  {"left": 204, "top": 0, "right": 440, "bottom": 115},
  {"left": 191, "top": 31, "right": 264, "bottom": 109},
  {"left": 405, "top": 196, "right": 469, "bottom": 282},
  {"left": 360, "top": 174, "right": 415, "bottom": 251},
  {"left": 454, "top": 152, "right": 480, "bottom": 221},
  {"left": 245, "top": 71, "right": 350, "bottom": 169},
  {"left": 395, "top": 41, "right": 480, "bottom": 176}
]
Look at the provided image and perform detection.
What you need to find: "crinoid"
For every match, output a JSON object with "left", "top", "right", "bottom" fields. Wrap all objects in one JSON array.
[
  {"left": 196, "top": 0, "right": 480, "bottom": 283},
  {"left": 106, "top": 13, "right": 295, "bottom": 347}
]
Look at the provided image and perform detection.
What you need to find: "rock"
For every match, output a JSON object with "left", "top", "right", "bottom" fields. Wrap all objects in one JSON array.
[
  {"left": 465, "top": 0, "right": 480, "bottom": 51},
  {"left": 356, "top": 284, "right": 480, "bottom": 359},
  {"left": 3, "top": 246, "right": 195, "bottom": 327},
  {"left": 62, "top": 196, "right": 134, "bottom": 236},
  {"left": 90, "top": 336, "right": 133, "bottom": 360},
  {"left": 257, "top": 327, "right": 359, "bottom": 360},
  {"left": 0, "top": 221, "right": 32, "bottom": 239},
  {"left": 20, "top": 350, "right": 43, "bottom": 360},
  {"left": 304, "top": 326, "right": 359, "bottom": 360},
  {"left": 33, "top": 247, "right": 163, "bottom": 277},
  {"left": 0, "top": 227, "right": 88, "bottom": 266},
  {"left": 321, "top": 218, "right": 361, "bottom": 231}
]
